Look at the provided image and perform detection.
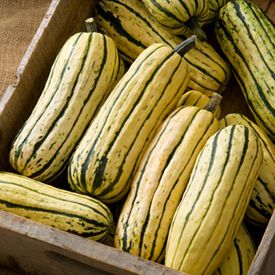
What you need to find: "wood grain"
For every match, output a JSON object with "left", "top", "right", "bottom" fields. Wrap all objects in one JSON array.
[
  {"left": 0, "top": 0, "right": 274, "bottom": 274},
  {"left": 253, "top": 0, "right": 275, "bottom": 22},
  {"left": 0, "top": 210, "right": 184, "bottom": 275},
  {"left": 248, "top": 212, "right": 275, "bottom": 275}
]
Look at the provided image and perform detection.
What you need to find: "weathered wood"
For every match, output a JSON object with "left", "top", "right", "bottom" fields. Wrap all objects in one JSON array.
[
  {"left": 248, "top": 212, "right": 275, "bottom": 275},
  {"left": 0, "top": 210, "right": 183, "bottom": 275},
  {"left": 0, "top": 0, "right": 274, "bottom": 274},
  {"left": 253, "top": 0, "right": 275, "bottom": 22}
]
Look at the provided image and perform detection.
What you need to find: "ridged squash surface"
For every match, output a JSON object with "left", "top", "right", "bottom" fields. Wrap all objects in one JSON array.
[
  {"left": 214, "top": 224, "right": 255, "bottom": 275},
  {"left": 205, "top": 0, "right": 230, "bottom": 24},
  {"left": 220, "top": 113, "right": 275, "bottom": 226},
  {"left": 141, "top": 0, "right": 209, "bottom": 36},
  {"left": 0, "top": 171, "right": 113, "bottom": 242},
  {"left": 9, "top": 32, "right": 123, "bottom": 182},
  {"left": 115, "top": 105, "right": 219, "bottom": 262},
  {"left": 68, "top": 42, "right": 190, "bottom": 203},
  {"left": 177, "top": 90, "right": 221, "bottom": 118},
  {"left": 95, "top": 0, "right": 231, "bottom": 96},
  {"left": 215, "top": 0, "right": 275, "bottom": 140},
  {"left": 165, "top": 124, "right": 263, "bottom": 274}
]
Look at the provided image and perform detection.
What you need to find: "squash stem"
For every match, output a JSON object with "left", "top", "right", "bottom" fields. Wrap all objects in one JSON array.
[
  {"left": 186, "top": 17, "right": 207, "bottom": 41},
  {"left": 85, "top": 17, "right": 98, "bottom": 33},
  {"left": 204, "top": 93, "right": 222, "bottom": 113},
  {"left": 174, "top": 35, "right": 197, "bottom": 56}
]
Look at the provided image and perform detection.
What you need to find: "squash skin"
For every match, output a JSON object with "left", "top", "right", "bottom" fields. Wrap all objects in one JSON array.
[
  {"left": 68, "top": 42, "right": 190, "bottom": 203},
  {"left": 214, "top": 224, "right": 256, "bottom": 275},
  {"left": 0, "top": 171, "right": 114, "bottom": 242},
  {"left": 141, "top": 0, "right": 209, "bottom": 37},
  {"left": 215, "top": 0, "right": 275, "bottom": 141},
  {"left": 115, "top": 105, "right": 220, "bottom": 262},
  {"left": 9, "top": 32, "right": 124, "bottom": 182},
  {"left": 220, "top": 113, "right": 275, "bottom": 226},
  {"left": 95, "top": 0, "right": 231, "bottom": 96},
  {"left": 205, "top": 0, "right": 230, "bottom": 24},
  {"left": 165, "top": 125, "right": 263, "bottom": 274},
  {"left": 177, "top": 90, "right": 221, "bottom": 118}
]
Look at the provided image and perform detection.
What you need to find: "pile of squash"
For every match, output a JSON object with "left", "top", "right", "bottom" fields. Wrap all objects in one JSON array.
[{"left": 1, "top": 0, "right": 274, "bottom": 274}]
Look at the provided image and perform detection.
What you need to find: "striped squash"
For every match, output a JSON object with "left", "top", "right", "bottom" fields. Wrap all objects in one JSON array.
[
  {"left": 165, "top": 124, "right": 263, "bottom": 274},
  {"left": 215, "top": 0, "right": 275, "bottom": 141},
  {"left": 9, "top": 32, "right": 124, "bottom": 182},
  {"left": 176, "top": 90, "right": 221, "bottom": 118},
  {"left": 220, "top": 113, "right": 275, "bottom": 226},
  {"left": 68, "top": 38, "right": 193, "bottom": 203},
  {"left": 115, "top": 98, "right": 220, "bottom": 262},
  {"left": 205, "top": 0, "right": 230, "bottom": 24},
  {"left": 95, "top": 0, "right": 231, "bottom": 96},
  {"left": 141, "top": 0, "right": 209, "bottom": 39},
  {"left": 0, "top": 171, "right": 113, "bottom": 242},
  {"left": 214, "top": 224, "right": 256, "bottom": 275}
]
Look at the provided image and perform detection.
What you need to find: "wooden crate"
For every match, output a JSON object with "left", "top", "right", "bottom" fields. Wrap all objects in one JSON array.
[{"left": 0, "top": 0, "right": 274, "bottom": 274}]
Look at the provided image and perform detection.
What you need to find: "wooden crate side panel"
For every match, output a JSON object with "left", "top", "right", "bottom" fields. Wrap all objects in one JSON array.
[
  {"left": 248, "top": 212, "right": 275, "bottom": 275},
  {"left": 0, "top": 211, "right": 184, "bottom": 275},
  {"left": 254, "top": 0, "right": 275, "bottom": 22},
  {"left": 0, "top": 0, "right": 274, "bottom": 274}
]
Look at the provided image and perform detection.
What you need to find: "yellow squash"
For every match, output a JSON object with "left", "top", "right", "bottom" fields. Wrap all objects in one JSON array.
[
  {"left": 165, "top": 125, "right": 263, "bottom": 274},
  {"left": 214, "top": 224, "right": 255, "bottom": 275},
  {"left": 68, "top": 38, "right": 194, "bottom": 203},
  {"left": 115, "top": 95, "right": 220, "bottom": 262},
  {"left": 0, "top": 171, "right": 114, "bottom": 242},
  {"left": 9, "top": 32, "right": 124, "bottom": 182}
]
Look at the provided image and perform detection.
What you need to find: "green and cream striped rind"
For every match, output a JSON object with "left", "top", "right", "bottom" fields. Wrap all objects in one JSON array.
[
  {"left": 115, "top": 105, "right": 219, "bottom": 262},
  {"left": 220, "top": 113, "right": 275, "bottom": 226},
  {"left": 214, "top": 224, "right": 256, "bottom": 275},
  {"left": 165, "top": 124, "right": 263, "bottom": 274},
  {"left": 204, "top": 0, "right": 230, "bottom": 24},
  {"left": 215, "top": 0, "right": 275, "bottom": 141},
  {"left": 68, "top": 42, "right": 190, "bottom": 203},
  {"left": 114, "top": 54, "right": 127, "bottom": 84},
  {"left": 9, "top": 32, "right": 123, "bottom": 182},
  {"left": 95, "top": 0, "right": 231, "bottom": 96},
  {"left": 176, "top": 90, "right": 221, "bottom": 118},
  {"left": 0, "top": 171, "right": 113, "bottom": 242},
  {"left": 141, "top": 0, "right": 209, "bottom": 35}
]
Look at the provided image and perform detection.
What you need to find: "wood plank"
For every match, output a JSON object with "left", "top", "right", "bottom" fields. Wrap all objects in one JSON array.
[
  {"left": 0, "top": 210, "right": 184, "bottom": 275},
  {"left": 252, "top": 0, "right": 275, "bottom": 22},
  {"left": 248, "top": 211, "right": 275, "bottom": 275},
  {"left": 0, "top": 0, "right": 273, "bottom": 274}
]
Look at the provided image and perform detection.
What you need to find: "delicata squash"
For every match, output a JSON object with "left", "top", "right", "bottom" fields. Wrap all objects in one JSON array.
[
  {"left": 141, "top": 0, "right": 209, "bottom": 39},
  {"left": 215, "top": 0, "right": 275, "bottom": 141},
  {"left": 214, "top": 223, "right": 255, "bottom": 275},
  {"left": 165, "top": 124, "right": 263, "bottom": 274},
  {"left": 115, "top": 95, "right": 221, "bottom": 262},
  {"left": 95, "top": 0, "right": 231, "bottom": 96},
  {"left": 9, "top": 32, "right": 124, "bottom": 182},
  {"left": 0, "top": 171, "right": 114, "bottom": 242},
  {"left": 220, "top": 113, "right": 275, "bottom": 226},
  {"left": 68, "top": 37, "right": 195, "bottom": 203}
]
